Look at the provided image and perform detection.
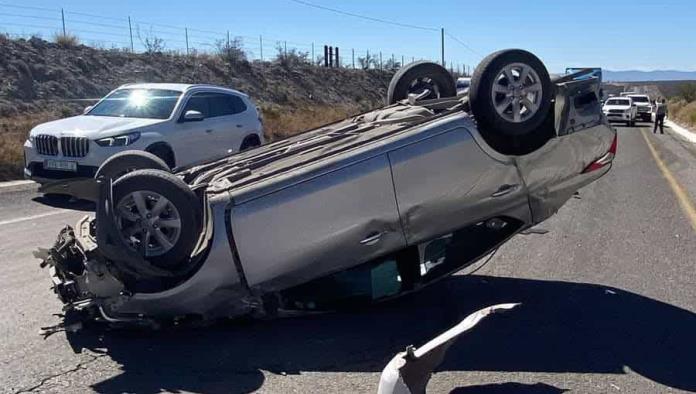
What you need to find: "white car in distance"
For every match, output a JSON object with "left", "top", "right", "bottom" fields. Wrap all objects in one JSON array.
[
  {"left": 603, "top": 96, "right": 637, "bottom": 127},
  {"left": 620, "top": 92, "right": 653, "bottom": 122},
  {"left": 24, "top": 83, "right": 264, "bottom": 183}
]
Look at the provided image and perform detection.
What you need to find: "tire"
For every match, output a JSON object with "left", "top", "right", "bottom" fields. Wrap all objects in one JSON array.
[
  {"left": 96, "top": 150, "right": 170, "bottom": 181},
  {"left": 240, "top": 135, "right": 261, "bottom": 151},
  {"left": 469, "top": 49, "right": 553, "bottom": 154},
  {"left": 112, "top": 169, "right": 201, "bottom": 269},
  {"left": 387, "top": 61, "right": 456, "bottom": 105}
]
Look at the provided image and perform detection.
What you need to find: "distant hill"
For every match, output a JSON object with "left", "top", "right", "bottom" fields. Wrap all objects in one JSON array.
[{"left": 604, "top": 70, "right": 696, "bottom": 82}]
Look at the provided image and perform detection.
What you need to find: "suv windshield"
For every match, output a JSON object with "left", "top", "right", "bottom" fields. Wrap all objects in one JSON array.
[
  {"left": 607, "top": 99, "right": 630, "bottom": 106},
  {"left": 629, "top": 96, "right": 649, "bottom": 103},
  {"left": 87, "top": 89, "right": 182, "bottom": 119}
]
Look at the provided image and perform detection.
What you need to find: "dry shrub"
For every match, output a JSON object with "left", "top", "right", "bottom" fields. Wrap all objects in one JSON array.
[
  {"left": 262, "top": 104, "right": 360, "bottom": 141},
  {"left": 669, "top": 99, "right": 696, "bottom": 129},
  {"left": 0, "top": 112, "right": 61, "bottom": 181},
  {"left": 53, "top": 32, "right": 80, "bottom": 48}
]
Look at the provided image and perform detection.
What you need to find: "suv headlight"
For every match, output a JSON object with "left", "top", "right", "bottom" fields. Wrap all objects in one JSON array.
[{"left": 95, "top": 131, "right": 141, "bottom": 147}]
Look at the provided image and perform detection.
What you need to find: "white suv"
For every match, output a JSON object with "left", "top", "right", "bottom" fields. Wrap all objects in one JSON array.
[
  {"left": 620, "top": 93, "right": 652, "bottom": 122},
  {"left": 24, "top": 83, "right": 264, "bottom": 183},
  {"left": 603, "top": 96, "right": 637, "bottom": 126}
]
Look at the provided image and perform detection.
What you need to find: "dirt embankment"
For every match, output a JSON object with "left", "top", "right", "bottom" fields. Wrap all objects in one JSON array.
[{"left": 0, "top": 36, "right": 394, "bottom": 180}]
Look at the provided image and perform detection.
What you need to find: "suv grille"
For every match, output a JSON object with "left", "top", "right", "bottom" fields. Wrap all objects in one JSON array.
[
  {"left": 609, "top": 109, "right": 624, "bottom": 114},
  {"left": 60, "top": 137, "right": 90, "bottom": 158},
  {"left": 35, "top": 135, "right": 59, "bottom": 156}
]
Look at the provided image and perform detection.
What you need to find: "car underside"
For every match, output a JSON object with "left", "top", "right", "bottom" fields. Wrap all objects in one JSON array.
[{"left": 37, "top": 49, "right": 616, "bottom": 329}]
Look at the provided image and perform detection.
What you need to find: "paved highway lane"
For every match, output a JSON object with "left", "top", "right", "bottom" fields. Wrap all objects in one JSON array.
[{"left": 1, "top": 123, "right": 695, "bottom": 393}]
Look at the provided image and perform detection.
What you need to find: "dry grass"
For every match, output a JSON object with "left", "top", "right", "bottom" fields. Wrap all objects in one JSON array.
[
  {"left": 0, "top": 112, "right": 61, "bottom": 181},
  {"left": 261, "top": 104, "right": 362, "bottom": 141},
  {"left": 669, "top": 100, "right": 696, "bottom": 129},
  {"left": 53, "top": 32, "right": 80, "bottom": 48}
]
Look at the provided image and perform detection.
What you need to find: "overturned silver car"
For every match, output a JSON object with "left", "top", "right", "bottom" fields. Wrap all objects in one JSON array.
[{"left": 39, "top": 49, "right": 616, "bottom": 325}]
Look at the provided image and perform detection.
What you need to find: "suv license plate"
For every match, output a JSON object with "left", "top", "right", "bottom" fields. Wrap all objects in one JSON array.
[{"left": 44, "top": 160, "right": 77, "bottom": 172}]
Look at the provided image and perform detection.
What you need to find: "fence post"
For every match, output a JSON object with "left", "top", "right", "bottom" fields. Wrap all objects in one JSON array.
[
  {"left": 185, "top": 27, "right": 189, "bottom": 55},
  {"left": 259, "top": 35, "right": 263, "bottom": 61},
  {"left": 401, "top": 55, "right": 404, "bottom": 67},
  {"left": 284, "top": 41, "right": 287, "bottom": 58},
  {"left": 440, "top": 27, "right": 445, "bottom": 66},
  {"left": 366, "top": 49, "right": 369, "bottom": 69},
  {"left": 379, "top": 51, "right": 382, "bottom": 70},
  {"left": 412, "top": 56, "right": 414, "bottom": 63},
  {"left": 335, "top": 47, "right": 339, "bottom": 68},
  {"left": 352, "top": 48, "right": 355, "bottom": 69},
  {"left": 311, "top": 42, "right": 314, "bottom": 64},
  {"left": 328, "top": 46, "right": 333, "bottom": 67},
  {"left": 128, "top": 16, "right": 134, "bottom": 52},
  {"left": 61, "top": 8, "right": 66, "bottom": 35},
  {"left": 227, "top": 30, "right": 230, "bottom": 49}
]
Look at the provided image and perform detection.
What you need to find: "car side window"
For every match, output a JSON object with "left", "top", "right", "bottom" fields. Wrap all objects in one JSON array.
[
  {"left": 208, "top": 93, "right": 247, "bottom": 117},
  {"left": 181, "top": 92, "right": 210, "bottom": 119}
]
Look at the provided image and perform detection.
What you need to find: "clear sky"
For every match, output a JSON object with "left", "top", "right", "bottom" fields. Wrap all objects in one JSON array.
[{"left": 1, "top": 0, "right": 694, "bottom": 72}]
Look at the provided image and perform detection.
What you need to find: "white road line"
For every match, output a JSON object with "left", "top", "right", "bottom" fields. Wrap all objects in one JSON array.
[
  {"left": 0, "top": 210, "right": 74, "bottom": 227},
  {"left": 667, "top": 120, "right": 696, "bottom": 144}
]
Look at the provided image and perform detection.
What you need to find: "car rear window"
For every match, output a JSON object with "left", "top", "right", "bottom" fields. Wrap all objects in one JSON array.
[
  {"left": 629, "top": 96, "right": 649, "bottom": 103},
  {"left": 208, "top": 93, "right": 247, "bottom": 117},
  {"left": 607, "top": 99, "right": 630, "bottom": 106}
]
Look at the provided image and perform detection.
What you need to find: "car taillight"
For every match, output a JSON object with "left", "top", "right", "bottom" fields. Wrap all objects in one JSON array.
[{"left": 582, "top": 134, "right": 617, "bottom": 173}]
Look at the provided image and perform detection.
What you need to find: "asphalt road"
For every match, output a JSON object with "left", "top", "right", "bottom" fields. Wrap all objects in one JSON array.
[{"left": 1, "top": 123, "right": 696, "bottom": 394}]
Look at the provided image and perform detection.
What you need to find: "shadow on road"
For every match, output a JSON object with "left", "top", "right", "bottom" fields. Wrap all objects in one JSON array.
[
  {"left": 65, "top": 275, "right": 696, "bottom": 393},
  {"left": 450, "top": 382, "right": 567, "bottom": 393},
  {"left": 32, "top": 194, "right": 94, "bottom": 211}
]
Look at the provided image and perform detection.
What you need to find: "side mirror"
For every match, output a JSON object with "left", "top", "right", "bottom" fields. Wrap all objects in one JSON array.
[
  {"left": 183, "top": 110, "right": 204, "bottom": 122},
  {"left": 83, "top": 105, "right": 93, "bottom": 114}
]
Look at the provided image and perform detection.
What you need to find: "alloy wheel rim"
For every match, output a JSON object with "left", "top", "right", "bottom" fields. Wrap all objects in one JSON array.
[
  {"left": 116, "top": 190, "right": 181, "bottom": 257},
  {"left": 491, "top": 62, "right": 543, "bottom": 123}
]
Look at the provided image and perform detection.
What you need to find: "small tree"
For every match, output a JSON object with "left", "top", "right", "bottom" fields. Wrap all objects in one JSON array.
[
  {"left": 357, "top": 53, "right": 378, "bottom": 70},
  {"left": 215, "top": 36, "right": 247, "bottom": 64},
  {"left": 383, "top": 58, "right": 401, "bottom": 71},
  {"left": 678, "top": 82, "right": 696, "bottom": 102},
  {"left": 275, "top": 43, "right": 309, "bottom": 68},
  {"left": 137, "top": 26, "right": 165, "bottom": 54}
]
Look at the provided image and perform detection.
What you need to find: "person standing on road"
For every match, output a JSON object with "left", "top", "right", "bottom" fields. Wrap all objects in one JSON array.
[{"left": 654, "top": 98, "right": 668, "bottom": 134}]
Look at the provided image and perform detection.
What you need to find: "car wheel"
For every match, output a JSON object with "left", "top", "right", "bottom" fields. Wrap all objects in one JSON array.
[
  {"left": 387, "top": 61, "right": 456, "bottom": 105},
  {"left": 112, "top": 169, "right": 201, "bottom": 269},
  {"left": 469, "top": 49, "right": 554, "bottom": 154},
  {"left": 96, "top": 150, "right": 170, "bottom": 181}
]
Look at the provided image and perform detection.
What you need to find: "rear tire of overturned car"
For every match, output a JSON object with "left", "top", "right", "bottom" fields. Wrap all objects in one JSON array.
[
  {"left": 470, "top": 49, "right": 554, "bottom": 155},
  {"left": 95, "top": 150, "right": 170, "bottom": 181},
  {"left": 387, "top": 61, "right": 456, "bottom": 105},
  {"left": 112, "top": 169, "right": 201, "bottom": 269}
]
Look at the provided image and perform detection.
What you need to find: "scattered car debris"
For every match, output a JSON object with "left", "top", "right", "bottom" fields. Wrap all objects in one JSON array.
[{"left": 378, "top": 303, "right": 520, "bottom": 394}]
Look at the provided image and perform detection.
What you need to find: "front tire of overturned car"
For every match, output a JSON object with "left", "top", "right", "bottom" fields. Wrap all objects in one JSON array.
[
  {"left": 469, "top": 49, "right": 554, "bottom": 155},
  {"left": 112, "top": 169, "right": 201, "bottom": 269},
  {"left": 387, "top": 61, "right": 456, "bottom": 104}
]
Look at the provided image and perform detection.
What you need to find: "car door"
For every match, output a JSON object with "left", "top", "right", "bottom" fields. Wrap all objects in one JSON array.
[
  {"left": 171, "top": 92, "right": 220, "bottom": 167},
  {"left": 229, "top": 154, "right": 407, "bottom": 291},
  {"left": 388, "top": 126, "right": 530, "bottom": 245},
  {"left": 205, "top": 92, "right": 253, "bottom": 155}
]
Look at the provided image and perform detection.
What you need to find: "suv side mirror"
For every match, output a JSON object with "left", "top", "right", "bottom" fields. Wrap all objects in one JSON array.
[
  {"left": 83, "top": 105, "right": 93, "bottom": 114},
  {"left": 183, "top": 110, "right": 204, "bottom": 122}
]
